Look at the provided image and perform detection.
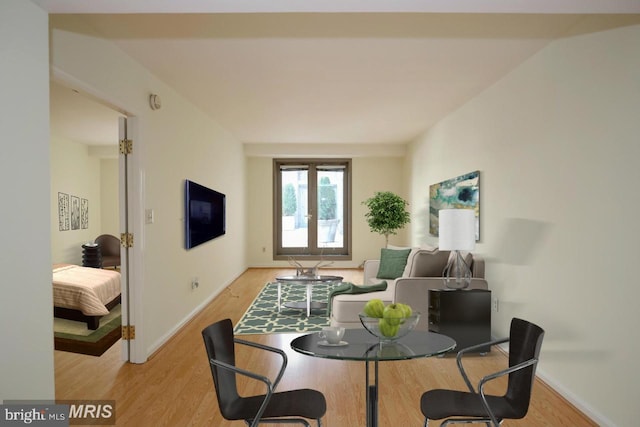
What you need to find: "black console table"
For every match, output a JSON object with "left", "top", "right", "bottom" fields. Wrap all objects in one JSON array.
[
  {"left": 82, "top": 243, "right": 102, "bottom": 268},
  {"left": 428, "top": 289, "right": 491, "bottom": 353}
]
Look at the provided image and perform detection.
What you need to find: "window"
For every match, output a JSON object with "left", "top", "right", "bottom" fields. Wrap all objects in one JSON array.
[{"left": 274, "top": 159, "right": 351, "bottom": 260}]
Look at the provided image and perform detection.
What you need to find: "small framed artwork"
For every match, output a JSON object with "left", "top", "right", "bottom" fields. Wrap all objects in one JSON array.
[
  {"left": 429, "top": 170, "right": 480, "bottom": 240},
  {"left": 58, "top": 192, "right": 70, "bottom": 231},
  {"left": 81, "top": 198, "right": 89, "bottom": 229},
  {"left": 71, "top": 195, "right": 80, "bottom": 230}
]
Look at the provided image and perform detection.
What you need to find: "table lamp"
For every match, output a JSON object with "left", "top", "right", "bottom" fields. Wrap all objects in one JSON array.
[{"left": 438, "top": 208, "right": 476, "bottom": 289}]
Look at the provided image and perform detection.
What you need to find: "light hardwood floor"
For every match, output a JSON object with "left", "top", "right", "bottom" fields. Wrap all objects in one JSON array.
[{"left": 55, "top": 268, "right": 596, "bottom": 426}]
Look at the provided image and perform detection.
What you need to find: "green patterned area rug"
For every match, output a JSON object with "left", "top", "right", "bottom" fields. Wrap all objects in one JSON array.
[{"left": 234, "top": 282, "right": 341, "bottom": 335}]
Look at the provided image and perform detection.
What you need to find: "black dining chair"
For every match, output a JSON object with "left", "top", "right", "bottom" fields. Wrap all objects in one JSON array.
[
  {"left": 202, "top": 319, "right": 327, "bottom": 427},
  {"left": 420, "top": 317, "right": 544, "bottom": 427}
]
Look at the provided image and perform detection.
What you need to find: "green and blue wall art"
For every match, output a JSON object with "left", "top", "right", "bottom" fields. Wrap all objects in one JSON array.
[{"left": 429, "top": 170, "right": 480, "bottom": 240}]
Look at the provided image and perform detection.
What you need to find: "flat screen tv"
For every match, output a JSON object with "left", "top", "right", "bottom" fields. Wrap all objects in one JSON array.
[{"left": 185, "top": 179, "right": 225, "bottom": 249}]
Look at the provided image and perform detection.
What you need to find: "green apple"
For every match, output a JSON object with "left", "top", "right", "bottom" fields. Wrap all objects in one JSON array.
[
  {"left": 383, "top": 303, "right": 404, "bottom": 326},
  {"left": 377, "top": 343, "right": 410, "bottom": 357},
  {"left": 363, "top": 299, "right": 385, "bottom": 318},
  {"left": 397, "top": 303, "right": 413, "bottom": 317},
  {"left": 378, "top": 318, "right": 399, "bottom": 337}
]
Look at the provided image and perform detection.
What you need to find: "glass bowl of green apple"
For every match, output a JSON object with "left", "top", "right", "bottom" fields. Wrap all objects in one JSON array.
[{"left": 359, "top": 299, "right": 420, "bottom": 342}]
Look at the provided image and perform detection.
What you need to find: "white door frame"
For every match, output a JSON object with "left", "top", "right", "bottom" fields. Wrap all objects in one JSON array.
[
  {"left": 119, "top": 116, "right": 146, "bottom": 363},
  {"left": 52, "top": 68, "right": 146, "bottom": 363}
]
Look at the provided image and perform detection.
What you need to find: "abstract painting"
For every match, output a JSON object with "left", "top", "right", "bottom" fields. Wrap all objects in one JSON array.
[
  {"left": 429, "top": 170, "right": 480, "bottom": 240},
  {"left": 58, "top": 192, "right": 69, "bottom": 231},
  {"left": 71, "top": 196, "right": 80, "bottom": 230},
  {"left": 81, "top": 198, "right": 89, "bottom": 229}
]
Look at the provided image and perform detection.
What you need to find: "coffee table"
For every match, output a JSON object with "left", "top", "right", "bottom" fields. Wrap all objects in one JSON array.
[
  {"left": 275, "top": 275, "right": 343, "bottom": 317},
  {"left": 291, "top": 329, "right": 456, "bottom": 427}
]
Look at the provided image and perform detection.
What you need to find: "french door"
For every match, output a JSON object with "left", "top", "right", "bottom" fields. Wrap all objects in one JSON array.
[{"left": 274, "top": 159, "right": 351, "bottom": 260}]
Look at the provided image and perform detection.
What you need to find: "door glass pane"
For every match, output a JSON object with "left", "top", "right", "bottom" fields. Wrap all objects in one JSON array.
[
  {"left": 317, "top": 169, "right": 344, "bottom": 248},
  {"left": 281, "top": 169, "right": 308, "bottom": 248}
]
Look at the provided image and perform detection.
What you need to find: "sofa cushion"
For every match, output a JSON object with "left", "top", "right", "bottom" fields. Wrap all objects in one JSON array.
[
  {"left": 327, "top": 281, "right": 388, "bottom": 315},
  {"left": 410, "top": 250, "right": 451, "bottom": 277},
  {"left": 376, "top": 248, "right": 411, "bottom": 279},
  {"left": 330, "top": 283, "right": 395, "bottom": 324},
  {"left": 388, "top": 244, "right": 439, "bottom": 277},
  {"left": 388, "top": 245, "right": 415, "bottom": 277}
]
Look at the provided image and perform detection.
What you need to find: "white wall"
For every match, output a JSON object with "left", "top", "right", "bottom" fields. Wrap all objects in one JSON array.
[
  {"left": 246, "top": 156, "right": 408, "bottom": 268},
  {"left": 100, "top": 158, "right": 119, "bottom": 236},
  {"left": 0, "top": 0, "right": 54, "bottom": 400},
  {"left": 352, "top": 157, "right": 409, "bottom": 259},
  {"left": 50, "top": 17, "right": 247, "bottom": 356},
  {"left": 407, "top": 22, "right": 640, "bottom": 427},
  {"left": 50, "top": 135, "right": 104, "bottom": 264}
]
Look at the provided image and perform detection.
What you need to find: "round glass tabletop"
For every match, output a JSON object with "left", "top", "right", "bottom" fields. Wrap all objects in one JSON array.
[
  {"left": 291, "top": 328, "right": 456, "bottom": 362},
  {"left": 276, "top": 275, "right": 343, "bottom": 283}
]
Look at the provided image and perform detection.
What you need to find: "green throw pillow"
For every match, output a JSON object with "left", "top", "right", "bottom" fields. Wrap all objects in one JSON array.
[{"left": 376, "top": 248, "right": 412, "bottom": 279}]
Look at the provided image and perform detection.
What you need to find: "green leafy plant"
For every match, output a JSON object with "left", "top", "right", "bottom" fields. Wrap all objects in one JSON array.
[
  {"left": 318, "top": 177, "right": 337, "bottom": 220},
  {"left": 362, "top": 191, "right": 410, "bottom": 247},
  {"left": 283, "top": 183, "right": 297, "bottom": 216}
]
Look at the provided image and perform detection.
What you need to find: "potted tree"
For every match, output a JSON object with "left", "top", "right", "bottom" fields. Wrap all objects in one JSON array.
[
  {"left": 363, "top": 191, "right": 411, "bottom": 247},
  {"left": 318, "top": 176, "right": 339, "bottom": 242},
  {"left": 282, "top": 183, "right": 297, "bottom": 230}
]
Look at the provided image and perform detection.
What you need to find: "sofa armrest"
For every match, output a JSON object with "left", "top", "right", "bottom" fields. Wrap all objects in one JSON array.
[
  {"left": 363, "top": 259, "right": 380, "bottom": 284},
  {"left": 394, "top": 278, "right": 489, "bottom": 331},
  {"left": 472, "top": 255, "right": 485, "bottom": 278}
]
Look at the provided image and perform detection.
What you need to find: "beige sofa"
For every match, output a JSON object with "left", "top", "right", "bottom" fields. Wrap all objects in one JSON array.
[{"left": 329, "top": 248, "right": 487, "bottom": 329}]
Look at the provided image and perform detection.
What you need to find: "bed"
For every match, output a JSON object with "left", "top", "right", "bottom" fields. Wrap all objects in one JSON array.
[{"left": 53, "top": 264, "right": 122, "bottom": 330}]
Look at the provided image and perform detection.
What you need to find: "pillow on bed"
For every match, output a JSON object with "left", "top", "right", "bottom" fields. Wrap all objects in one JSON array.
[{"left": 376, "top": 248, "right": 412, "bottom": 279}]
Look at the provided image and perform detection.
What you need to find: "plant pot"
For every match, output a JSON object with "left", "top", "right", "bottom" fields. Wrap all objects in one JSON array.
[{"left": 282, "top": 215, "right": 295, "bottom": 230}]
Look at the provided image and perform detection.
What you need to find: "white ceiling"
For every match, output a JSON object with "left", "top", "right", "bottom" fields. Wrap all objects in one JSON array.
[{"left": 41, "top": 1, "right": 640, "bottom": 147}]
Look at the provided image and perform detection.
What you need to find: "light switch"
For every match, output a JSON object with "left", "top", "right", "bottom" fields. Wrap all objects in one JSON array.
[{"left": 145, "top": 209, "right": 154, "bottom": 224}]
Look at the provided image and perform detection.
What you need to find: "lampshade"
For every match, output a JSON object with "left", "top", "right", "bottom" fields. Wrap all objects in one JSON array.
[{"left": 438, "top": 209, "right": 476, "bottom": 251}]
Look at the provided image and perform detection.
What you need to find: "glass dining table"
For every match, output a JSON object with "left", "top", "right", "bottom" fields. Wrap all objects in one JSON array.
[{"left": 291, "top": 328, "right": 456, "bottom": 427}]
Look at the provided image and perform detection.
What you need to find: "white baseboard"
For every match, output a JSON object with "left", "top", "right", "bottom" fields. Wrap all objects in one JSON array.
[
  {"left": 535, "top": 368, "right": 613, "bottom": 427},
  {"left": 496, "top": 342, "right": 614, "bottom": 427},
  {"left": 145, "top": 270, "right": 243, "bottom": 358}
]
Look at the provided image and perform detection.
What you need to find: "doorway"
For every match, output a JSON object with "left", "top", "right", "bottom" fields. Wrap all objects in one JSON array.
[{"left": 49, "top": 79, "right": 141, "bottom": 363}]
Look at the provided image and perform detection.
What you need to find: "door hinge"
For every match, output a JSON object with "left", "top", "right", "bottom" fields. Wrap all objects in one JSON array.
[
  {"left": 119, "top": 138, "right": 133, "bottom": 155},
  {"left": 121, "top": 325, "right": 136, "bottom": 340},
  {"left": 121, "top": 233, "right": 134, "bottom": 248}
]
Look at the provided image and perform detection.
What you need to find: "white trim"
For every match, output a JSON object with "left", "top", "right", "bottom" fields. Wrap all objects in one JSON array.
[
  {"left": 495, "top": 342, "right": 614, "bottom": 427},
  {"left": 125, "top": 118, "right": 147, "bottom": 364},
  {"left": 118, "top": 117, "right": 129, "bottom": 363},
  {"left": 145, "top": 272, "right": 244, "bottom": 356},
  {"left": 50, "top": 68, "right": 129, "bottom": 117},
  {"left": 535, "top": 368, "right": 615, "bottom": 427}
]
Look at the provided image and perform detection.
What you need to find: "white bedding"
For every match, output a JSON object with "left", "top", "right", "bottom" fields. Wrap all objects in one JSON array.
[{"left": 53, "top": 264, "right": 121, "bottom": 316}]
